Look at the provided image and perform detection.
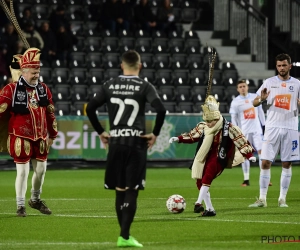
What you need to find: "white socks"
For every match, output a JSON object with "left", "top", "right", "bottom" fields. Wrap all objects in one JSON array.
[
  {"left": 15, "top": 163, "right": 30, "bottom": 207},
  {"left": 259, "top": 169, "right": 270, "bottom": 200},
  {"left": 31, "top": 160, "right": 47, "bottom": 201},
  {"left": 258, "top": 154, "right": 262, "bottom": 169},
  {"left": 196, "top": 185, "right": 209, "bottom": 204},
  {"left": 279, "top": 168, "right": 292, "bottom": 201},
  {"left": 242, "top": 159, "right": 250, "bottom": 180},
  {"left": 203, "top": 191, "right": 214, "bottom": 211}
]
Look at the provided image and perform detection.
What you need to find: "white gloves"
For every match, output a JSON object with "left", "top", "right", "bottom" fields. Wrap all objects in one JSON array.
[
  {"left": 249, "top": 156, "right": 256, "bottom": 162},
  {"left": 169, "top": 137, "right": 179, "bottom": 143}
]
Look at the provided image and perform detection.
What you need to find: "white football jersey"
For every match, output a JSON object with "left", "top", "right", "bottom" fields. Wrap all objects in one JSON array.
[
  {"left": 256, "top": 76, "right": 300, "bottom": 130},
  {"left": 229, "top": 93, "right": 264, "bottom": 134}
]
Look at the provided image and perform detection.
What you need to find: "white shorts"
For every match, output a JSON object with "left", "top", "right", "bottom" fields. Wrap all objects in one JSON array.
[
  {"left": 261, "top": 127, "right": 300, "bottom": 162},
  {"left": 245, "top": 131, "right": 263, "bottom": 152}
]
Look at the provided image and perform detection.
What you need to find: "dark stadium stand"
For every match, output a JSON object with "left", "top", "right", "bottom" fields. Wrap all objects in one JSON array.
[{"left": 0, "top": 0, "right": 246, "bottom": 114}]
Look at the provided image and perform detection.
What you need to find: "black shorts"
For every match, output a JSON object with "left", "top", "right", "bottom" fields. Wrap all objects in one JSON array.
[{"left": 104, "top": 144, "right": 147, "bottom": 190}]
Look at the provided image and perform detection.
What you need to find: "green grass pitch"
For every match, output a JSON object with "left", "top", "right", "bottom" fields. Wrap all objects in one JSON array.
[{"left": 0, "top": 165, "right": 300, "bottom": 249}]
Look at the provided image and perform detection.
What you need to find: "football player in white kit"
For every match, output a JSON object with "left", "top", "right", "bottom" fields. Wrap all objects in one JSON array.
[
  {"left": 229, "top": 80, "right": 266, "bottom": 186},
  {"left": 249, "top": 53, "right": 300, "bottom": 208}
]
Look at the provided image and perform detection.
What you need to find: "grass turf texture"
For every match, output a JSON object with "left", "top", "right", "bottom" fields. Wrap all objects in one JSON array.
[{"left": 0, "top": 166, "right": 300, "bottom": 249}]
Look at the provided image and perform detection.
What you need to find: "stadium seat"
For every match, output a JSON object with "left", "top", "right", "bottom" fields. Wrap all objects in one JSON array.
[
  {"left": 86, "top": 52, "right": 102, "bottom": 69},
  {"left": 171, "top": 54, "right": 188, "bottom": 70},
  {"left": 222, "top": 62, "right": 237, "bottom": 70},
  {"left": 88, "top": 69, "right": 105, "bottom": 85},
  {"left": 176, "top": 86, "right": 192, "bottom": 102},
  {"left": 181, "top": 8, "right": 199, "bottom": 23},
  {"left": 55, "top": 101, "right": 72, "bottom": 116},
  {"left": 71, "top": 85, "right": 89, "bottom": 102},
  {"left": 139, "top": 69, "right": 156, "bottom": 84},
  {"left": 72, "top": 36, "right": 85, "bottom": 52},
  {"left": 86, "top": 37, "right": 102, "bottom": 52},
  {"left": 140, "top": 53, "right": 155, "bottom": 69},
  {"left": 72, "top": 101, "right": 87, "bottom": 116},
  {"left": 105, "top": 69, "right": 122, "bottom": 80},
  {"left": 185, "top": 39, "right": 201, "bottom": 54},
  {"left": 244, "top": 78, "right": 256, "bottom": 87},
  {"left": 154, "top": 54, "right": 171, "bottom": 70},
  {"left": 88, "top": 85, "right": 102, "bottom": 100},
  {"left": 172, "top": 8, "right": 182, "bottom": 22},
  {"left": 184, "top": 30, "right": 199, "bottom": 39},
  {"left": 169, "top": 38, "right": 185, "bottom": 54},
  {"left": 85, "top": 21, "right": 100, "bottom": 36},
  {"left": 70, "top": 52, "right": 87, "bottom": 68},
  {"left": 51, "top": 59, "right": 68, "bottom": 68},
  {"left": 163, "top": 101, "right": 177, "bottom": 113},
  {"left": 102, "top": 53, "right": 120, "bottom": 70},
  {"left": 212, "top": 86, "right": 226, "bottom": 102},
  {"left": 53, "top": 85, "right": 71, "bottom": 102},
  {"left": 209, "top": 69, "right": 224, "bottom": 86},
  {"left": 119, "top": 37, "right": 135, "bottom": 50},
  {"left": 70, "top": 68, "right": 87, "bottom": 85},
  {"left": 135, "top": 29, "right": 151, "bottom": 38},
  {"left": 118, "top": 29, "right": 134, "bottom": 38},
  {"left": 222, "top": 69, "right": 239, "bottom": 84},
  {"left": 225, "top": 87, "right": 239, "bottom": 105},
  {"left": 156, "top": 69, "right": 173, "bottom": 86},
  {"left": 168, "top": 30, "right": 182, "bottom": 39},
  {"left": 190, "top": 69, "right": 206, "bottom": 86},
  {"left": 219, "top": 102, "right": 229, "bottom": 113},
  {"left": 152, "top": 38, "right": 169, "bottom": 54},
  {"left": 71, "top": 21, "right": 85, "bottom": 36},
  {"left": 193, "top": 102, "right": 205, "bottom": 113},
  {"left": 173, "top": 69, "right": 190, "bottom": 86},
  {"left": 187, "top": 53, "right": 203, "bottom": 68},
  {"left": 177, "top": 102, "right": 194, "bottom": 113},
  {"left": 32, "top": 4, "right": 50, "bottom": 20},
  {"left": 101, "top": 37, "right": 119, "bottom": 53},
  {"left": 39, "top": 67, "right": 52, "bottom": 83},
  {"left": 66, "top": 4, "right": 86, "bottom": 21},
  {"left": 135, "top": 38, "right": 153, "bottom": 53},
  {"left": 52, "top": 68, "right": 70, "bottom": 85},
  {"left": 101, "top": 29, "right": 117, "bottom": 38},
  {"left": 159, "top": 86, "right": 176, "bottom": 102},
  {"left": 191, "top": 86, "right": 206, "bottom": 103}
]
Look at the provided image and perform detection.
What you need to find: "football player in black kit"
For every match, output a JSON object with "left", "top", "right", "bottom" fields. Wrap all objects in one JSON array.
[{"left": 86, "top": 50, "right": 166, "bottom": 248}]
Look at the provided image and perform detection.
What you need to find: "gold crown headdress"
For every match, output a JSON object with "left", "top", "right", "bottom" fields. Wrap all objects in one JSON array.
[{"left": 201, "top": 47, "right": 220, "bottom": 121}]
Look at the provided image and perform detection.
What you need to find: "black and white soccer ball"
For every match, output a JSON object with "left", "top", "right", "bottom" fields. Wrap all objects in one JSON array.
[{"left": 166, "top": 194, "right": 186, "bottom": 214}]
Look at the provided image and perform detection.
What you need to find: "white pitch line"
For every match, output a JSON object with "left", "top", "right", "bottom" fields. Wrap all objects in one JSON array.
[
  {"left": 0, "top": 197, "right": 297, "bottom": 201},
  {"left": 0, "top": 212, "right": 299, "bottom": 225}
]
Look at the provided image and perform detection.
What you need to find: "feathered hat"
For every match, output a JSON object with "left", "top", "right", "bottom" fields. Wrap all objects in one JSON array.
[{"left": 201, "top": 48, "right": 220, "bottom": 121}]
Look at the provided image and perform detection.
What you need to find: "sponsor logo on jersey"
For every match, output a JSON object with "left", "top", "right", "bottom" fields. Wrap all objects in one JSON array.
[
  {"left": 110, "top": 129, "right": 143, "bottom": 137},
  {"left": 289, "top": 85, "right": 294, "bottom": 91},
  {"left": 281, "top": 82, "right": 286, "bottom": 87},
  {"left": 292, "top": 140, "right": 298, "bottom": 152},
  {"left": 109, "top": 84, "right": 141, "bottom": 91},
  {"left": 274, "top": 94, "right": 291, "bottom": 110},
  {"left": 245, "top": 99, "right": 249, "bottom": 103},
  {"left": 243, "top": 107, "right": 256, "bottom": 119}
]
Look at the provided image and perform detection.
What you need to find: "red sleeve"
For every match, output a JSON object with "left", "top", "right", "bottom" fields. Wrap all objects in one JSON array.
[{"left": 43, "top": 83, "right": 58, "bottom": 139}]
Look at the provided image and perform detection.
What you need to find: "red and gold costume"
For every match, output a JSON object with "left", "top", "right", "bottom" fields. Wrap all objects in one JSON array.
[
  {"left": 177, "top": 95, "right": 254, "bottom": 190},
  {"left": 178, "top": 121, "right": 254, "bottom": 189},
  {"left": 0, "top": 48, "right": 57, "bottom": 163}
]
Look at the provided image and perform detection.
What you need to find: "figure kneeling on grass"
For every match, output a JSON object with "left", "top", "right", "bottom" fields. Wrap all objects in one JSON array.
[{"left": 169, "top": 95, "right": 256, "bottom": 216}]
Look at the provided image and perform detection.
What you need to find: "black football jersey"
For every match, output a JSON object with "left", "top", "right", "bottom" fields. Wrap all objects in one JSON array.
[{"left": 94, "top": 75, "right": 160, "bottom": 147}]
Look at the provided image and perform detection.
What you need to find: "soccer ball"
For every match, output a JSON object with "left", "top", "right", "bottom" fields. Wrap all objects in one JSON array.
[{"left": 166, "top": 194, "right": 186, "bottom": 214}]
